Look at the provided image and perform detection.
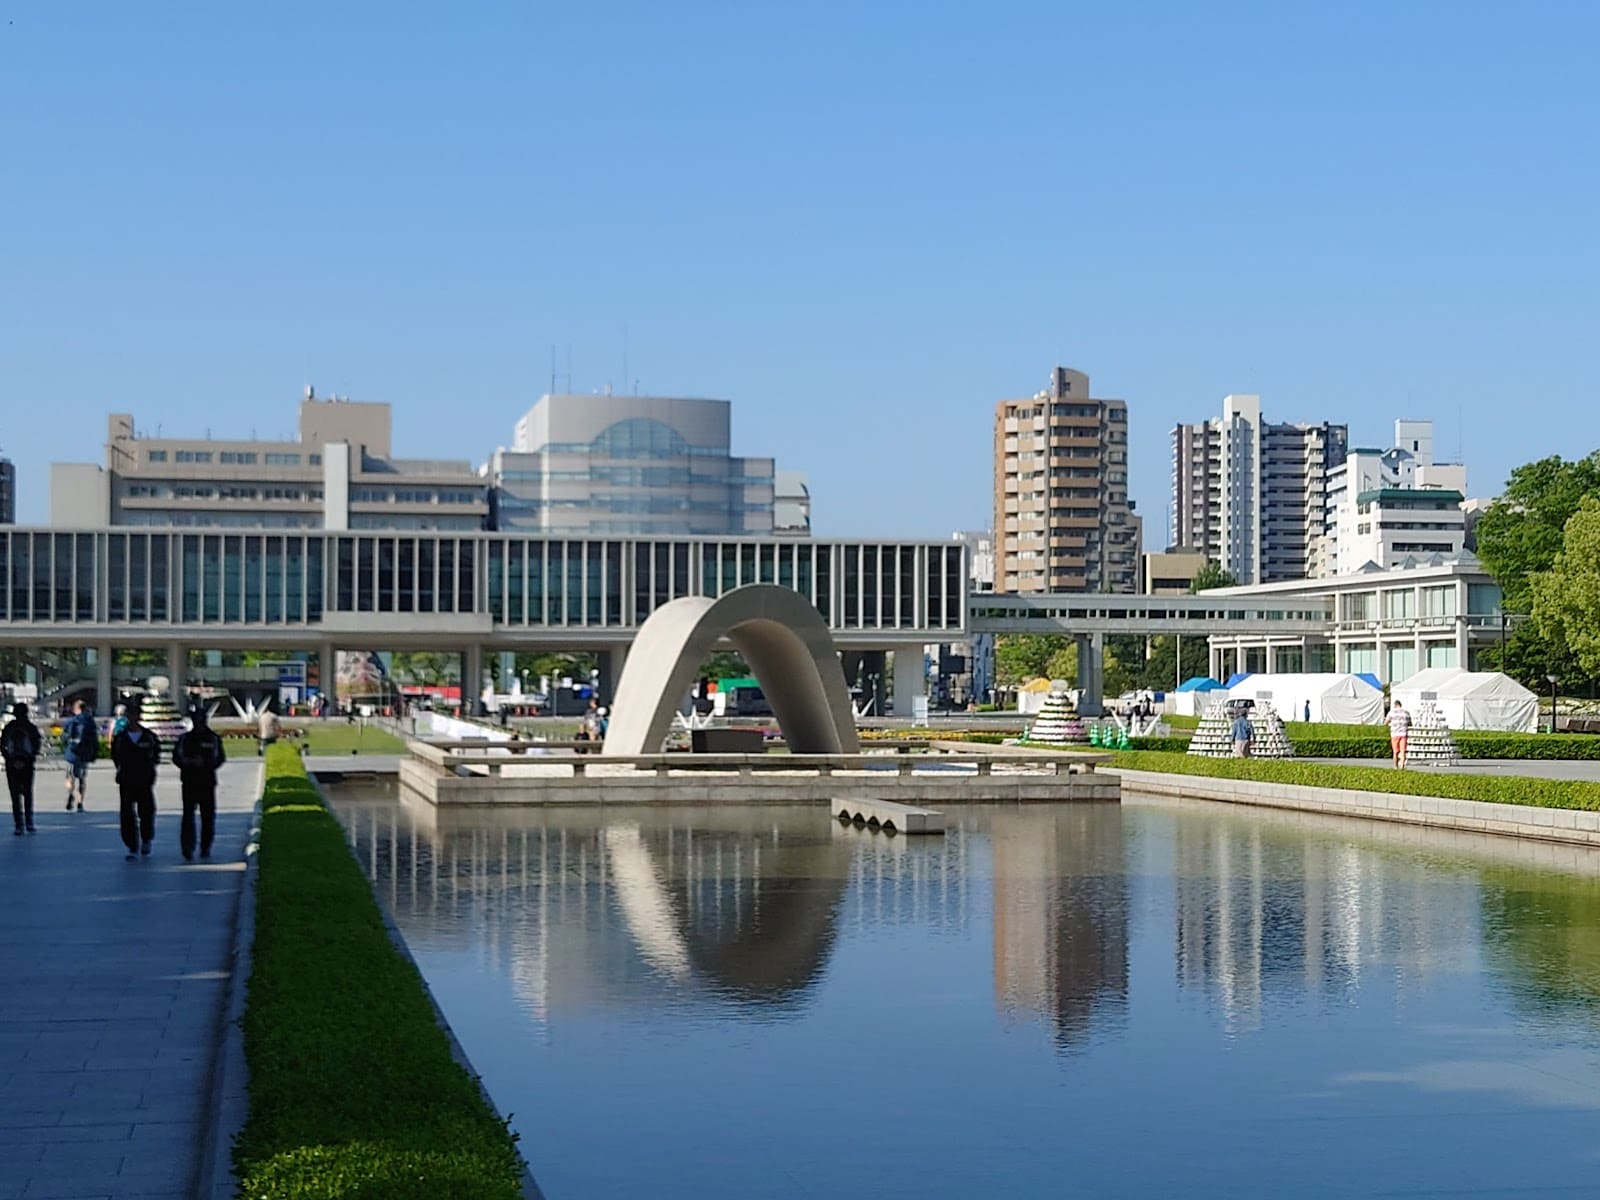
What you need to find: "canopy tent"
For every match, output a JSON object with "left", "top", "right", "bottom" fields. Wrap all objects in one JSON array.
[
  {"left": 1391, "top": 669, "right": 1539, "bottom": 733},
  {"left": 1017, "top": 677, "right": 1074, "bottom": 714},
  {"left": 1227, "top": 672, "right": 1385, "bottom": 725},
  {"left": 1171, "top": 676, "right": 1226, "bottom": 717}
]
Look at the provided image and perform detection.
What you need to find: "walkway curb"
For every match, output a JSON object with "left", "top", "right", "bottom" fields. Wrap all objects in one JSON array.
[
  {"left": 1111, "top": 767, "right": 1600, "bottom": 848},
  {"left": 315, "top": 777, "right": 546, "bottom": 1200},
  {"left": 199, "top": 785, "right": 263, "bottom": 1200}
]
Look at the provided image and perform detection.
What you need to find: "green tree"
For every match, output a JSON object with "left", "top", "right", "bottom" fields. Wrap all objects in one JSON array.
[
  {"left": 1531, "top": 497, "right": 1600, "bottom": 680},
  {"left": 1477, "top": 453, "right": 1600, "bottom": 612},
  {"left": 995, "top": 635, "right": 1070, "bottom": 685},
  {"left": 1476, "top": 452, "right": 1600, "bottom": 689},
  {"left": 389, "top": 652, "right": 458, "bottom": 688},
  {"left": 697, "top": 650, "right": 749, "bottom": 679},
  {"left": 1138, "top": 635, "right": 1212, "bottom": 690},
  {"left": 512, "top": 651, "right": 595, "bottom": 688},
  {"left": 1043, "top": 643, "right": 1077, "bottom": 682},
  {"left": 1188, "top": 561, "right": 1238, "bottom": 593}
]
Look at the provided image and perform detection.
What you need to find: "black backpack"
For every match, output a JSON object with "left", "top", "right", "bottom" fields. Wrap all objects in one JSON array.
[{"left": 71, "top": 716, "right": 99, "bottom": 762}]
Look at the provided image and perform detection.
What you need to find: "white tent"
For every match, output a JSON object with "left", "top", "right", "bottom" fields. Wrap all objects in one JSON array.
[
  {"left": 1227, "top": 672, "right": 1385, "bottom": 725},
  {"left": 1392, "top": 669, "right": 1539, "bottom": 733}
]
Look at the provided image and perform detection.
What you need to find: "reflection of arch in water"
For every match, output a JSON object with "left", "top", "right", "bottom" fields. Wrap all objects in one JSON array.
[
  {"left": 603, "top": 585, "right": 859, "bottom": 756},
  {"left": 604, "top": 821, "right": 851, "bottom": 1002}
]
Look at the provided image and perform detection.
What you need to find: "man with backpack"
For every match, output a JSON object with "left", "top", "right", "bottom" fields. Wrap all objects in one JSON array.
[
  {"left": 61, "top": 698, "right": 98, "bottom": 812},
  {"left": 2, "top": 702, "right": 43, "bottom": 835},
  {"left": 110, "top": 700, "right": 162, "bottom": 860},
  {"left": 172, "top": 705, "right": 226, "bottom": 862}
]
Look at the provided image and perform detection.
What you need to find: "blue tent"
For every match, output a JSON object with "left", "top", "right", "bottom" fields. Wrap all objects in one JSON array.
[
  {"left": 1355, "top": 672, "right": 1382, "bottom": 693},
  {"left": 1224, "top": 671, "right": 1253, "bottom": 689},
  {"left": 1175, "top": 676, "right": 1224, "bottom": 693}
]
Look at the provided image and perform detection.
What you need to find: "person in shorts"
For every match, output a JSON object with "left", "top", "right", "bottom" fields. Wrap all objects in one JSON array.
[
  {"left": 1387, "top": 700, "right": 1411, "bottom": 769},
  {"left": 61, "top": 698, "right": 98, "bottom": 811}
]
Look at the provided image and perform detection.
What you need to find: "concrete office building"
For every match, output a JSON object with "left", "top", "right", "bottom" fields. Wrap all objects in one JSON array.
[
  {"left": 1142, "top": 550, "right": 1209, "bottom": 596},
  {"left": 1171, "top": 395, "right": 1347, "bottom": 585},
  {"left": 0, "top": 457, "right": 13, "bottom": 524},
  {"left": 49, "top": 389, "right": 487, "bottom": 532},
  {"left": 489, "top": 394, "right": 778, "bottom": 537},
  {"left": 1323, "top": 420, "right": 1468, "bottom": 574},
  {"left": 994, "top": 367, "right": 1138, "bottom": 595}
]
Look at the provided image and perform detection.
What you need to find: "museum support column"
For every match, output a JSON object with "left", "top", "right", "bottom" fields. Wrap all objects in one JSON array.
[{"left": 893, "top": 647, "right": 925, "bottom": 717}]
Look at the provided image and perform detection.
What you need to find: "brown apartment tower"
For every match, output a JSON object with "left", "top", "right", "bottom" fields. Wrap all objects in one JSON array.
[{"left": 994, "top": 367, "right": 1139, "bottom": 594}]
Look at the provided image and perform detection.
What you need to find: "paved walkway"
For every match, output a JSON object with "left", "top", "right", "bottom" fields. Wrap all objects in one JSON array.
[{"left": 0, "top": 758, "right": 260, "bottom": 1200}]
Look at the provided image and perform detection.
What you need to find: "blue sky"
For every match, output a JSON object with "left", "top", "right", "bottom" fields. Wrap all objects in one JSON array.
[{"left": 3, "top": 2, "right": 1597, "bottom": 537}]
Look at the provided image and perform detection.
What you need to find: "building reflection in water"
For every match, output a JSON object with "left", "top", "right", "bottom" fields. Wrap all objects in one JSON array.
[
  {"left": 989, "top": 806, "right": 1129, "bottom": 1050},
  {"left": 334, "top": 787, "right": 1136, "bottom": 1049},
  {"left": 1168, "top": 804, "right": 1483, "bottom": 1028}
]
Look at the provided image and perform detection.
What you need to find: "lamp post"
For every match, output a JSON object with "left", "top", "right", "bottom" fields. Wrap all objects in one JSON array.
[{"left": 1547, "top": 673, "right": 1559, "bottom": 735}]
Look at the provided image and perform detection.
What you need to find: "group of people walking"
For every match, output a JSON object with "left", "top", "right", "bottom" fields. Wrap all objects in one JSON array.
[{"left": 0, "top": 699, "right": 226, "bottom": 862}]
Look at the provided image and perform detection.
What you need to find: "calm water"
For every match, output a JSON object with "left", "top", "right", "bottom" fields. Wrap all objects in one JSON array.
[{"left": 331, "top": 785, "right": 1600, "bottom": 1200}]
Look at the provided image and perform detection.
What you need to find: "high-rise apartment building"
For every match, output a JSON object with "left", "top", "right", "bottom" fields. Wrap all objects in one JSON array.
[
  {"left": 0, "top": 457, "right": 14, "bottom": 524},
  {"left": 1323, "top": 420, "right": 1467, "bottom": 574},
  {"left": 488, "top": 394, "right": 777, "bottom": 537},
  {"left": 1170, "top": 395, "right": 1346, "bottom": 585},
  {"left": 49, "top": 388, "right": 487, "bottom": 530},
  {"left": 994, "top": 367, "right": 1138, "bottom": 594}
]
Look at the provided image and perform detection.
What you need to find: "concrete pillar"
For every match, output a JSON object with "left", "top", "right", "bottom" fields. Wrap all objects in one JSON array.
[
  {"left": 166, "top": 643, "right": 186, "bottom": 706},
  {"left": 498, "top": 651, "right": 517, "bottom": 694},
  {"left": 94, "top": 644, "right": 112, "bottom": 715},
  {"left": 893, "top": 647, "right": 924, "bottom": 717},
  {"left": 597, "top": 645, "right": 628, "bottom": 705},
  {"left": 1076, "top": 633, "right": 1105, "bottom": 716},
  {"left": 319, "top": 643, "right": 337, "bottom": 710},
  {"left": 463, "top": 645, "right": 484, "bottom": 716}
]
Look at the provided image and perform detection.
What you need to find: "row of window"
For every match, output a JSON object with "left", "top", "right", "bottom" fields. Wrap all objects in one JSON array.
[
  {"left": 146, "top": 449, "right": 320, "bottom": 467},
  {"left": 0, "top": 532, "right": 963, "bottom": 631}
]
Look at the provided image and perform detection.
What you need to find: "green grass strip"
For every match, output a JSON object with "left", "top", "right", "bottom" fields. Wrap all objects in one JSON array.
[
  {"left": 1111, "top": 750, "right": 1600, "bottom": 812},
  {"left": 234, "top": 745, "right": 526, "bottom": 1199}
]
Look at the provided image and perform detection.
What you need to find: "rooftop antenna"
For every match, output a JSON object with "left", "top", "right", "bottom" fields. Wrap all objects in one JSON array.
[
  {"left": 550, "top": 344, "right": 557, "bottom": 396},
  {"left": 622, "top": 323, "right": 629, "bottom": 397}
]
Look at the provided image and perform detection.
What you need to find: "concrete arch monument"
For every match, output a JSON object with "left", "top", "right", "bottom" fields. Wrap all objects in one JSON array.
[{"left": 603, "top": 584, "right": 860, "bottom": 756}]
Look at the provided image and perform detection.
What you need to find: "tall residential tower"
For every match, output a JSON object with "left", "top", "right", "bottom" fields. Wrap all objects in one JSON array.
[
  {"left": 1170, "top": 395, "right": 1346, "bottom": 585},
  {"left": 994, "top": 367, "right": 1138, "bottom": 594}
]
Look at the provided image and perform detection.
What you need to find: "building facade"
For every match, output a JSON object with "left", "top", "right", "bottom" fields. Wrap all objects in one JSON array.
[
  {"left": 49, "top": 389, "right": 487, "bottom": 532},
  {"left": 774, "top": 471, "right": 812, "bottom": 536},
  {"left": 994, "top": 367, "right": 1138, "bottom": 594},
  {"left": 0, "top": 458, "right": 13, "bottom": 524},
  {"left": 1323, "top": 420, "right": 1468, "bottom": 574},
  {"left": 1202, "top": 551, "right": 1503, "bottom": 684},
  {"left": 489, "top": 394, "right": 777, "bottom": 537},
  {"left": 1171, "top": 395, "right": 1347, "bottom": 585},
  {"left": 1142, "top": 549, "right": 1209, "bottom": 595}
]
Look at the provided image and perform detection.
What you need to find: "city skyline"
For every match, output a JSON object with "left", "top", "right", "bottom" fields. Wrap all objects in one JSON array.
[{"left": 6, "top": 5, "right": 1600, "bottom": 537}]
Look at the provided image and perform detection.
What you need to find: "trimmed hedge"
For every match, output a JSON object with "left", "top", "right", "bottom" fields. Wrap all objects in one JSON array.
[
  {"left": 1110, "top": 750, "right": 1600, "bottom": 812},
  {"left": 1142, "top": 725, "right": 1600, "bottom": 761},
  {"left": 235, "top": 746, "right": 525, "bottom": 1199}
]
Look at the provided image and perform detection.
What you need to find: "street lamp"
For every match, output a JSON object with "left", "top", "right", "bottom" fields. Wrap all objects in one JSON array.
[{"left": 1547, "top": 673, "right": 1559, "bottom": 735}]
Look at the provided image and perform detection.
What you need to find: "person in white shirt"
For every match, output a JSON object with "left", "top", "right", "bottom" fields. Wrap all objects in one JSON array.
[{"left": 1387, "top": 701, "right": 1411, "bottom": 769}]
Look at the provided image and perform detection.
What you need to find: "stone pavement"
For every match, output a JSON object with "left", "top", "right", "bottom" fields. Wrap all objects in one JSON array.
[{"left": 0, "top": 758, "right": 261, "bottom": 1200}]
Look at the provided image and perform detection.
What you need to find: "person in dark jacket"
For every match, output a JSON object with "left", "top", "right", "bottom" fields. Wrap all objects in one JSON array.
[
  {"left": 172, "top": 705, "right": 226, "bottom": 861},
  {"left": 61, "top": 698, "right": 98, "bottom": 812},
  {"left": 110, "top": 701, "right": 162, "bottom": 860},
  {"left": 1, "top": 702, "right": 42, "bottom": 834}
]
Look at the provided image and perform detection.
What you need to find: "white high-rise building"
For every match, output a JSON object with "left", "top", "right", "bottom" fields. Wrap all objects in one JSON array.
[
  {"left": 1323, "top": 420, "right": 1468, "bottom": 574},
  {"left": 1171, "top": 395, "right": 1347, "bottom": 585}
]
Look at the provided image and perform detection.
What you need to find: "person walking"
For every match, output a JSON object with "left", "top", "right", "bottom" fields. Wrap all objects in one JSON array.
[
  {"left": 61, "top": 698, "right": 99, "bottom": 811},
  {"left": 1230, "top": 708, "right": 1255, "bottom": 758},
  {"left": 257, "top": 704, "right": 281, "bottom": 756},
  {"left": 1, "top": 702, "right": 42, "bottom": 835},
  {"left": 111, "top": 701, "right": 162, "bottom": 860},
  {"left": 173, "top": 705, "right": 226, "bottom": 862},
  {"left": 1388, "top": 699, "right": 1411, "bottom": 769}
]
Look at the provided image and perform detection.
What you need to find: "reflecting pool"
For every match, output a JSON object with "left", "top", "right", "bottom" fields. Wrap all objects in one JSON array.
[{"left": 331, "top": 785, "right": 1600, "bottom": 1199}]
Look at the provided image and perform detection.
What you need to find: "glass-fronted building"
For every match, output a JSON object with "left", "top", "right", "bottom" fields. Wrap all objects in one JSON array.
[
  {"left": 490, "top": 394, "right": 779, "bottom": 537},
  {"left": 0, "top": 529, "right": 964, "bottom": 639}
]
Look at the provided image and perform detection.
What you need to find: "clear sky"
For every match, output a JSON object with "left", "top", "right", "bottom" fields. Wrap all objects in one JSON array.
[{"left": 3, "top": 3, "right": 1598, "bottom": 537}]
